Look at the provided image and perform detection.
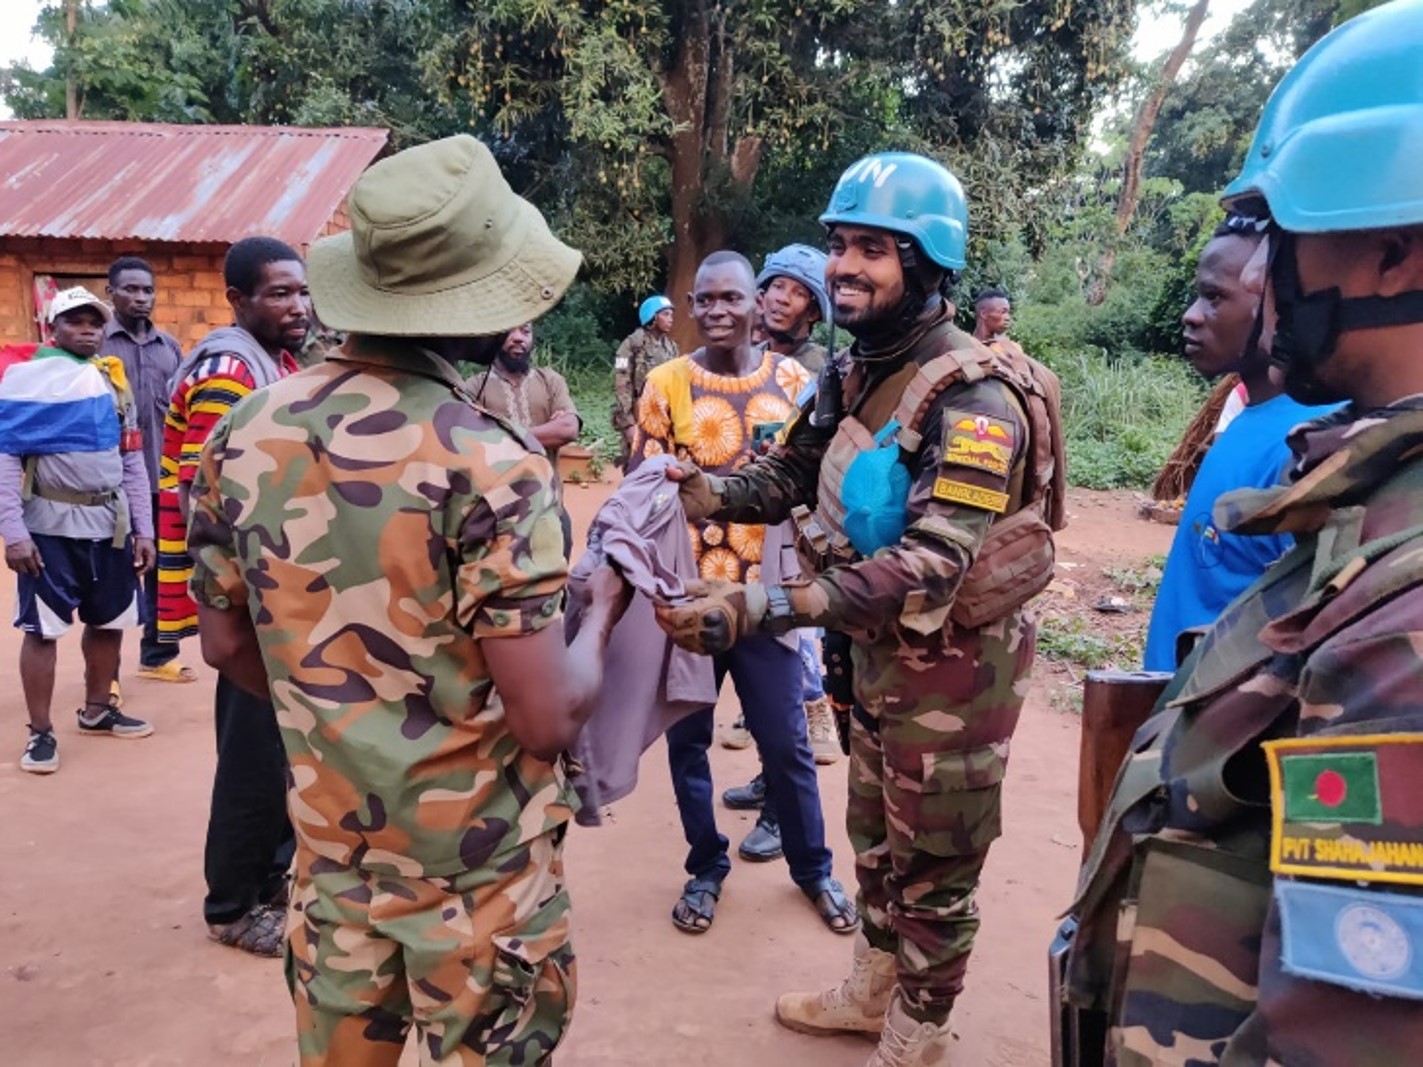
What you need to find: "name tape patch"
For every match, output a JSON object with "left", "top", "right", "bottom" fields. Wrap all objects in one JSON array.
[
  {"left": 932, "top": 477, "right": 1009, "bottom": 513},
  {"left": 1265, "top": 734, "right": 1423, "bottom": 887}
]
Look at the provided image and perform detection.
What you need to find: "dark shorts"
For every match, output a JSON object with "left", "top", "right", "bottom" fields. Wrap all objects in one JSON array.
[{"left": 13, "top": 533, "right": 143, "bottom": 639}]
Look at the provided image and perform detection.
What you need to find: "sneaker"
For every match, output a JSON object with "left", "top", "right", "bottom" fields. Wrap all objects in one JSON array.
[
  {"left": 806, "top": 697, "right": 841, "bottom": 765},
  {"left": 77, "top": 704, "right": 154, "bottom": 739},
  {"left": 722, "top": 772, "right": 767, "bottom": 810},
  {"left": 738, "top": 811, "right": 784, "bottom": 862},
  {"left": 20, "top": 728, "right": 59, "bottom": 774},
  {"left": 720, "top": 715, "right": 753, "bottom": 750}
]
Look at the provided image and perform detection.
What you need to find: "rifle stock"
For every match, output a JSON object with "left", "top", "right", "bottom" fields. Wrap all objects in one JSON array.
[{"left": 1077, "top": 670, "right": 1172, "bottom": 852}]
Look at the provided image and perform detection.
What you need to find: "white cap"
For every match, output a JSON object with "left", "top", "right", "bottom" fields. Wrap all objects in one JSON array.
[{"left": 48, "top": 286, "right": 111, "bottom": 324}]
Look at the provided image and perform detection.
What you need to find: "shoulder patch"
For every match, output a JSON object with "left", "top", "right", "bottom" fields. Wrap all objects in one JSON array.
[
  {"left": 942, "top": 409, "right": 1015, "bottom": 477},
  {"left": 614, "top": 357, "right": 630, "bottom": 371},
  {"left": 1265, "top": 734, "right": 1423, "bottom": 887},
  {"left": 1276, "top": 880, "right": 1423, "bottom": 1000}
]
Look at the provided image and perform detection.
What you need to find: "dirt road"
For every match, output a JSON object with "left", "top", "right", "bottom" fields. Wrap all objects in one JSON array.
[{"left": 0, "top": 484, "right": 1172, "bottom": 1066}]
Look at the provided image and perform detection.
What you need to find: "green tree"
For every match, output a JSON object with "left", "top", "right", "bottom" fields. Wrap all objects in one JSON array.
[
  {"left": 2, "top": 1, "right": 457, "bottom": 139},
  {"left": 1143, "top": 0, "right": 1339, "bottom": 197},
  {"left": 4, "top": 0, "right": 1139, "bottom": 353},
  {"left": 429, "top": 0, "right": 1136, "bottom": 346}
]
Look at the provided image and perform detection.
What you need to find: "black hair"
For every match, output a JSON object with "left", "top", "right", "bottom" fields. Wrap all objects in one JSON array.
[
  {"left": 1213, "top": 213, "right": 1269, "bottom": 241},
  {"left": 698, "top": 249, "right": 756, "bottom": 282},
  {"left": 224, "top": 236, "right": 303, "bottom": 296},
  {"left": 107, "top": 255, "right": 154, "bottom": 285},
  {"left": 974, "top": 287, "right": 1009, "bottom": 305}
]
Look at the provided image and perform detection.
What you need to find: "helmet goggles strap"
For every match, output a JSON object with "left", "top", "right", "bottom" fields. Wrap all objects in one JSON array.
[{"left": 1268, "top": 226, "right": 1423, "bottom": 401}]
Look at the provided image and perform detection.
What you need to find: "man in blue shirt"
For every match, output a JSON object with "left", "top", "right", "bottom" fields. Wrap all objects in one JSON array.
[{"left": 1144, "top": 215, "right": 1339, "bottom": 670}]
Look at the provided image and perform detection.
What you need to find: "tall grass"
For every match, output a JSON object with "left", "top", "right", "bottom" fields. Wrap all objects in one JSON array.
[{"left": 1036, "top": 349, "right": 1205, "bottom": 490}]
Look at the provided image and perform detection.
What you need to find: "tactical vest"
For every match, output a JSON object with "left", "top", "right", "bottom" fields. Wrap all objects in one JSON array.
[{"left": 793, "top": 341, "right": 1067, "bottom": 630}]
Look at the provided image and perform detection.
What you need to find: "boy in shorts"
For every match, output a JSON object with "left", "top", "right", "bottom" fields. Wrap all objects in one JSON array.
[{"left": 0, "top": 287, "right": 156, "bottom": 774}]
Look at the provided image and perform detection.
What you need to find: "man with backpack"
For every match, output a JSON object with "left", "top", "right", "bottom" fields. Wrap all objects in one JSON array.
[
  {"left": 656, "top": 153, "right": 1067, "bottom": 1067},
  {"left": 1, "top": 287, "right": 157, "bottom": 774}
]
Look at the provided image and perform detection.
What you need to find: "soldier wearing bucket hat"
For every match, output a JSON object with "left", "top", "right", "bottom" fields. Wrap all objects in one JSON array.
[
  {"left": 1057, "top": 2, "right": 1423, "bottom": 1064},
  {"left": 185, "top": 134, "right": 632, "bottom": 1066}
]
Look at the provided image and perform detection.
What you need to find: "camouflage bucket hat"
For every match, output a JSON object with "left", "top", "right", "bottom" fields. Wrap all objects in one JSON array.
[{"left": 308, "top": 135, "right": 582, "bottom": 337}]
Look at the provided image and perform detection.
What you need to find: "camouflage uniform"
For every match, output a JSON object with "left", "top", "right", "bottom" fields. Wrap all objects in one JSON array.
[
  {"left": 1064, "top": 399, "right": 1423, "bottom": 1066},
  {"left": 612, "top": 327, "right": 678, "bottom": 466},
  {"left": 188, "top": 337, "right": 577, "bottom": 1066},
  {"left": 780, "top": 338, "right": 827, "bottom": 375},
  {"left": 711, "top": 306, "right": 1062, "bottom": 1023}
]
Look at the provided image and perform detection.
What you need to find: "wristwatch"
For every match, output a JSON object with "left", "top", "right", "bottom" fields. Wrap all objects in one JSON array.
[{"left": 762, "top": 585, "right": 796, "bottom": 635}]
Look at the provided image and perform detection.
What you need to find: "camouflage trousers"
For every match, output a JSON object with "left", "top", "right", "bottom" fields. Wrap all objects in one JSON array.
[
  {"left": 286, "top": 830, "right": 575, "bottom": 1067},
  {"left": 847, "top": 611, "right": 1034, "bottom": 1026}
]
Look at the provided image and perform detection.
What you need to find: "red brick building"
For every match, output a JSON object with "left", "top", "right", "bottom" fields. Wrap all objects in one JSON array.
[{"left": 0, "top": 121, "right": 387, "bottom": 348}]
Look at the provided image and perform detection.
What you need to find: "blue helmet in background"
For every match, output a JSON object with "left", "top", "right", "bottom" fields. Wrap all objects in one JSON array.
[
  {"left": 1223, "top": 0, "right": 1423, "bottom": 232},
  {"left": 819, "top": 152, "right": 968, "bottom": 270},
  {"left": 639, "top": 294, "right": 673, "bottom": 327},
  {"left": 756, "top": 244, "right": 831, "bottom": 324}
]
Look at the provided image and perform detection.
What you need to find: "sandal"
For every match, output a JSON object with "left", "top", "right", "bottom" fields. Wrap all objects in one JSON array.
[
  {"left": 801, "top": 876, "right": 860, "bottom": 935},
  {"left": 136, "top": 661, "right": 199, "bottom": 683},
  {"left": 671, "top": 876, "right": 723, "bottom": 935},
  {"left": 208, "top": 903, "right": 286, "bottom": 958}
]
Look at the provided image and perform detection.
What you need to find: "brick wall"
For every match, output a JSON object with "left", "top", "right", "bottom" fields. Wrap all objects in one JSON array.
[{"left": 0, "top": 236, "right": 232, "bottom": 350}]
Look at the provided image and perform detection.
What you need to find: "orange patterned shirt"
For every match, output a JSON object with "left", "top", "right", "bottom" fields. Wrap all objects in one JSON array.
[{"left": 630, "top": 349, "right": 810, "bottom": 583}]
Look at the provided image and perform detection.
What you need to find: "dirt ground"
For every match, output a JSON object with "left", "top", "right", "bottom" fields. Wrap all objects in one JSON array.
[{"left": 0, "top": 483, "right": 1173, "bottom": 1067}]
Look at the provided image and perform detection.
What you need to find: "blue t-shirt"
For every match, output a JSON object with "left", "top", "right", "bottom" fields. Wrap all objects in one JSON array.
[{"left": 1143, "top": 394, "right": 1339, "bottom": 670}]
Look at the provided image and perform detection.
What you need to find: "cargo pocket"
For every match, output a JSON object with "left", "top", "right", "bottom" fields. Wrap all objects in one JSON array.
[
  {"left": 481, "top": 891, "right": 577, "bottom": 1066},
  {"left": 1111, "top": 839, "right": 1270, "bottom": 1067},
  {"left": 903, "top": 742, "right": 1009, "bottom": 857}
]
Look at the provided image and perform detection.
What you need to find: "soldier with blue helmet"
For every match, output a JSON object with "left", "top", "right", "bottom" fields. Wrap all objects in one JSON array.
[
  {"left": 757, "top": 243, "right": 832, "bottom": 373},
  {"left": 1058, "top": 2, "right": 1423, "bottom": 1064},
  {"left": 654, "top": 151, "right": 1068, "bottom": 1066},
  {"left": 612, "top": 294, "right": 679, "bottom": 468}
]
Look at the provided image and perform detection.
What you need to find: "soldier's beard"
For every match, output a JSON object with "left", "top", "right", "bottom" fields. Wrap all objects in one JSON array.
[{"left": 497, "top": 352, "right": 532, "bottom": 374}]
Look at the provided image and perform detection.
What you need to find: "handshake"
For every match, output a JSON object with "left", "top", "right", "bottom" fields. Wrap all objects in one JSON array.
[{"left": 655, "top": 461, "right": 803, "bottom": 656}]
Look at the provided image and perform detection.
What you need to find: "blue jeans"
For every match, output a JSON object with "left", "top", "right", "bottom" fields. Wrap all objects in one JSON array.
[
  {"left": 799, "top": 630, "right": 825, "bottom": 702},
  {"left": 666, "top": 633, "right": 832, "bottom": 888}
]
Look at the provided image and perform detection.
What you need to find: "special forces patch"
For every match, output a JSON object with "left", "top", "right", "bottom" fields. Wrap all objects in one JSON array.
[{"left": 942, "top": 411, "right": 1015, "bottom": 478}]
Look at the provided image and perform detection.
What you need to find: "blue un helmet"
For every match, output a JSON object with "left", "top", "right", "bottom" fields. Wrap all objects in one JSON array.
[
  {"left": 819, "top": 152, "right": 968, "bottom": 271},
  {"left": 756, "top": 244, "right": 832, "bottom": 324},
  {"left": 1221, "top": 0, "right": 1423, "bottom": 402},
  {"left": 639, "top": 294, "right": 673, "bottom": 327}
]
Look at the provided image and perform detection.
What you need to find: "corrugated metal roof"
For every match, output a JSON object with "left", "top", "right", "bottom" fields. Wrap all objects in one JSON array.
[{"left": 0, "top": 121, "right": 388, "bottom": 245}]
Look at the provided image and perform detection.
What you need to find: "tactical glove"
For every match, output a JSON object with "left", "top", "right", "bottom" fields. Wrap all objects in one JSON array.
[
  {"left": 654, "top": 580, "right": 768, "bottom": 656},
  {"left": 672, "top": 461, "right": 726, "bottom": 522}
]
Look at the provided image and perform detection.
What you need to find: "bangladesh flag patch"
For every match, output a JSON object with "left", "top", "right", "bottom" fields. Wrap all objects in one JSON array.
[
  {"left": 1265, "top": 734, "right": 1423, "bottom": 889},
  {"left": 1281, "top": 752, "right": 1382, "bottom": 824}
]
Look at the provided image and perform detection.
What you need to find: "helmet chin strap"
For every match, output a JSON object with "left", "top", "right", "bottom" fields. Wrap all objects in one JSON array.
[
  {"left": 841, "top": 240, "right": 949, "bottom": 352},
  {"left": 1270, "top": 227, "right": 1423, "bottom": 405},
  {"left": 764, "top": 322, "right": 810, "bottom": 347}
]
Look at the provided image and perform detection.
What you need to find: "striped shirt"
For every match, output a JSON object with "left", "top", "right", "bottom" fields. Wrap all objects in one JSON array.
[{"left": 157, "top": 347, "right": 297, "bottom": 641}]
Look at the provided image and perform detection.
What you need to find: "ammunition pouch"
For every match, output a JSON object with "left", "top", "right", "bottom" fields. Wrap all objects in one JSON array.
[{"left": 951, "top": 503, "right": 1056, "bottom": 630}]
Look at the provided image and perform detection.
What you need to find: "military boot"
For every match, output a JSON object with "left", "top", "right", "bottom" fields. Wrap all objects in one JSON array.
[
  {"left": 805, "top": 696, "right": 840, "bottom": 765},
  {"left": 776, "top": 933, "right": 896, "bottom": 1037},
  {"left": 865, "top": 992, "right": 953, "bottom": 1067}
]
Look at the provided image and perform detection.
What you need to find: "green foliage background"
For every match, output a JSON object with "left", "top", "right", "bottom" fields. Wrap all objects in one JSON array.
[{"left": 0, "top": 0, "right": 1362, "bottom": 487}]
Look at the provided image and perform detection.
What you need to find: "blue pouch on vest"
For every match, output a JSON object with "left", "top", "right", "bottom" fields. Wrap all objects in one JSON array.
[{"left": 843, "top": 420, "right": 910, "bottom": 556}]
